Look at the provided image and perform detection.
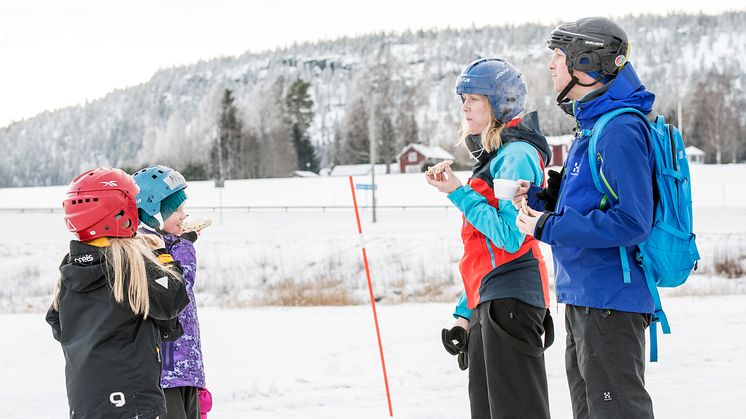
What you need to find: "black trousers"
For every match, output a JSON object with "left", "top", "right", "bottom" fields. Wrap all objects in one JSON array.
[
  {"left": 468, "top": 298, "right": 553, "bottom": 419},
  {"left": 565, "top": 305, "right": 654, "bottom": 419},
  {"left": 163, "top": 386, "right": 201, "bottom": 419}
]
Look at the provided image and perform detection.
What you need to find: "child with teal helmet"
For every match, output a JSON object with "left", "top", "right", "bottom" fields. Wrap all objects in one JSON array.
[{"left": 132, "top": 165, "right": 209, "bottom": 419}]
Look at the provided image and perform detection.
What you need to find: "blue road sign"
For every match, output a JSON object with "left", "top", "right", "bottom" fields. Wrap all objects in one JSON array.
[{"left": 356, "top": 183, "right": 378, "bottom": 191}]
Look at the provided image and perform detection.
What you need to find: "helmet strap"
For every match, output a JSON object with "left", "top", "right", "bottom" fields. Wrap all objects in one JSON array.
[
  {"left": 556, "top": 75, "right": 578, "bottom": 105},
  {"left": 154, "top": 212, "right": 164, "bottom": 229},
  {"left": 555, "top": 69, "right": 604, "bottom": 105},
  {"left": 575, "top": 71, "right": 606, "bottom": 87}
]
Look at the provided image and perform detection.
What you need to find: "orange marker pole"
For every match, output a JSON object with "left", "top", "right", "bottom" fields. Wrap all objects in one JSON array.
[{"left": 348, "top": 176, "right": 394, "bottom": 417}]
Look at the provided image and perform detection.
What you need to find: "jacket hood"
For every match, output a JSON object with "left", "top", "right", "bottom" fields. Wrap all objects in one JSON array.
[
  {"left": 501, "top": 111, "right": 551, "bottom": 166},
  {"left": 572, "top": 63, "right": 655, "bottom": 128},
  {"left": 60, "top": 240, "right": 108, "bottom": 293}
]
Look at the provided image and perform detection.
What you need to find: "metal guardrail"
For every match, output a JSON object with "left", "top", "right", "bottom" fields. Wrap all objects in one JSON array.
[{"left": 0, "top": 205, "right": 455, "bottom": 213}]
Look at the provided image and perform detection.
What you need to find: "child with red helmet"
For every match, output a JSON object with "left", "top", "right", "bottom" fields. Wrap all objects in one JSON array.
[{"left": 46, "top": 167, "right": 189, "bottom": 419}]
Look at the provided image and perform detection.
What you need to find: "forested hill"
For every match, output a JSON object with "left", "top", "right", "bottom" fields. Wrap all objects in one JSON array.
[{"left": 2, "top": 12, "right": 744, "bottom": 187}]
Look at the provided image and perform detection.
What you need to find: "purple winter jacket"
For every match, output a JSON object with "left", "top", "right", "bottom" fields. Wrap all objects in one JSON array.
[{"left": 152, "top": 229, "right": 206, "bottom": 389}]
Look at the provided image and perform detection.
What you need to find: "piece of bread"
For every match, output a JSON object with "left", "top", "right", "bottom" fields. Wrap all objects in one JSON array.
[
  {"left": 180, "top": 218, "right": 213, "bottom": 233},
  {"left": 426, "top": 160, "right": 454, "bottom": 176}
]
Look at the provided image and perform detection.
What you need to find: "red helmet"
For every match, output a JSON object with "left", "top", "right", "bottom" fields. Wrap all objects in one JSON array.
[{"left": 63, "top": 168, "right": 140, "bottom": 241}]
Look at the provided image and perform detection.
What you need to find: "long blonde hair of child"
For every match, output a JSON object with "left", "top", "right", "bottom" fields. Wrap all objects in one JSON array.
[{"left": 51, "top": 236, "right": 177, "bottom": 319}]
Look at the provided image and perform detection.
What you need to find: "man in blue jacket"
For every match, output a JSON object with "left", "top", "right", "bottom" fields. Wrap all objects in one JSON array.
[{"left": 514, "top": 17, "right": 656, "bottom": 418}]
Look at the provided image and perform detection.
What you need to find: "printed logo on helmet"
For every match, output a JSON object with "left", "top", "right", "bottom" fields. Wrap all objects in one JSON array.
[
  {"left": 494, "top": 68, "right": 510, "bottom": 80},
  {"left": 458, "top": 76, "right": 472, "bottom": 84},
  {"left": 100, "top": 180, "right": 118, "bottom": 187},
  {"left": 583, "top": 40, "right": 604, "bottom": 46},
  {"left": 163, "top": 173, "right": 183, "bottom": 189},
  {"left": 614, "top": 55, "right": 626, "bottom": 67}
]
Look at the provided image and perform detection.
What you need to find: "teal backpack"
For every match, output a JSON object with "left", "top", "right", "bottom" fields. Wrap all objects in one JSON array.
[{"left": 586, "top": 107, "right": 700, "bottom": 362}]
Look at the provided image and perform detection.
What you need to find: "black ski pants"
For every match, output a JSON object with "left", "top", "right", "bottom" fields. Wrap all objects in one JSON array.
[
  {"left": 163, "top": 386, "right": 201, "bottom": 419},
  {"left": 564, "top": 304, "right": 654, "bottom": 419},
  {"left": 468, "top": 298, "right": 554, "bottom": 419}
]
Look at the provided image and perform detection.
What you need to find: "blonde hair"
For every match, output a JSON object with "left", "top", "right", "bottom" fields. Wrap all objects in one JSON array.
[
  {"left": 457, "top": 95, "right": 507, "bottom": 154},
  {"left": 51, "top": 236, "right": 178, "bottom": 319}
]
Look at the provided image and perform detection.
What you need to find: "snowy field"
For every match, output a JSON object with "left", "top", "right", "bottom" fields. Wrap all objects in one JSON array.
[
  {"left": 0, "top": 165, "right": 745, "bottom": 417},
  {"left": 2, "top": 298, "right": 746, "bottom": 418}
]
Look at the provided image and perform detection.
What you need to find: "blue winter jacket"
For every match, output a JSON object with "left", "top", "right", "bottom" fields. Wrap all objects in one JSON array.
[{"left": 529, "top": 63, "right": 656, "bottom": 314}]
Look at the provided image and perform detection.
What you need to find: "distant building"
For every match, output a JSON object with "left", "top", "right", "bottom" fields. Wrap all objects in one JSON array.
[
  {"left": 546, "top": 135, "right": 574, "bottom": 167},
  {"left": 685, "top": 146, "right": 705, "bottom": 164},
  {"left": 397, "top": 143, "right": 455, "bottom": 174}
]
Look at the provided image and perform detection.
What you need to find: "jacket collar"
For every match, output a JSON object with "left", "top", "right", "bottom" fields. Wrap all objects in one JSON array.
[{"left": 565, "top": 63, "right": 655, "bottom": 129}]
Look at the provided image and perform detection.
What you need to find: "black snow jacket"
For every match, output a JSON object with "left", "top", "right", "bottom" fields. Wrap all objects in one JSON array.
[{"left": 46, "top": 240, "right": 189, "bottom": 419}]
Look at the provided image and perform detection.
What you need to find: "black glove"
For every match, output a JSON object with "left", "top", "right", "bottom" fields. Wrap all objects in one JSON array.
[
  {"left": 535, "top": 169, "right": 563, "bottom": 212},
  {"left": 180, "top": 231, "right": 199, "bottom": 243},
  {"left": 441, "top": 326, "right": 469, "bottom": 370}
]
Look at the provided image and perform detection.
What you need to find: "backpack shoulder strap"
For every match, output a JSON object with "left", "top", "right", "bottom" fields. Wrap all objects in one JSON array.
[
  {"left": 586, "top": 108, "right": 651, "bottom": 285},
  {"left": 587, "top": 107, "right": 651, "bottom": 197}
]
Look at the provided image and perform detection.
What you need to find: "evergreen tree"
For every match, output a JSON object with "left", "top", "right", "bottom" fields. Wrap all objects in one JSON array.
[{"left": 285, "top": 78, "right": 319, "bottom": 172}]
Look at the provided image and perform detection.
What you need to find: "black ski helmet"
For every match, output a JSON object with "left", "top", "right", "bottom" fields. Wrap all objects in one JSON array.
[{"left": 547, "top": 17, "right": 630, "bottom": 104}]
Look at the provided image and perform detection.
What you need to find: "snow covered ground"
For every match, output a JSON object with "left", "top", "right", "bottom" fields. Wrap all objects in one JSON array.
[
  {"left": 2, "top": 297, "right": 745, "bottom": 418},
  {"left": 0, "top": 165, "right": 745, "bottom": 417}
]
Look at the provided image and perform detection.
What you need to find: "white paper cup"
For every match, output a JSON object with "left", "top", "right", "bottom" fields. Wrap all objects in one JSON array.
[{"left": 493, "top": 179, "right": 520, "bottom": 200}]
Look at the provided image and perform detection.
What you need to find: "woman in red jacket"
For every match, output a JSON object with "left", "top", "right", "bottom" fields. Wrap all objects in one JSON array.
[{"left": 428, "top": 58, "right": 554, "bottom": 418}]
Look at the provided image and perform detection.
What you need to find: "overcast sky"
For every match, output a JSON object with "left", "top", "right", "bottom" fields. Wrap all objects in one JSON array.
[{"left": 0, "top": 0, "right": 741, "bottom": 127}]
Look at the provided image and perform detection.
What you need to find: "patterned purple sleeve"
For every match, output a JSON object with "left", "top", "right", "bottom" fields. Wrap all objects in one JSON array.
[
  {"left": 160, "top": 234, "right": 206, "bottom": 388},
  {"left": 167, "top": 237, "right": 197, "bottom": 287}
]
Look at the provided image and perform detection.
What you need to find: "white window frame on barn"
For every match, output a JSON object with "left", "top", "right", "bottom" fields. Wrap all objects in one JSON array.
[{"left": 408, "top": 151, "right": 418, "bottom": 162}]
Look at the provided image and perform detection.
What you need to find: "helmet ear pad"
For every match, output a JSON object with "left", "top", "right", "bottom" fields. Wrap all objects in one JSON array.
[{"left": 572, "top": 51, "right": 601, "bottom": 73}]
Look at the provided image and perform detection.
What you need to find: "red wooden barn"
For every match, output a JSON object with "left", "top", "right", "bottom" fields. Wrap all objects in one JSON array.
[{"left": 397, "top": 143, "right": 455, "bottom": 174}]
